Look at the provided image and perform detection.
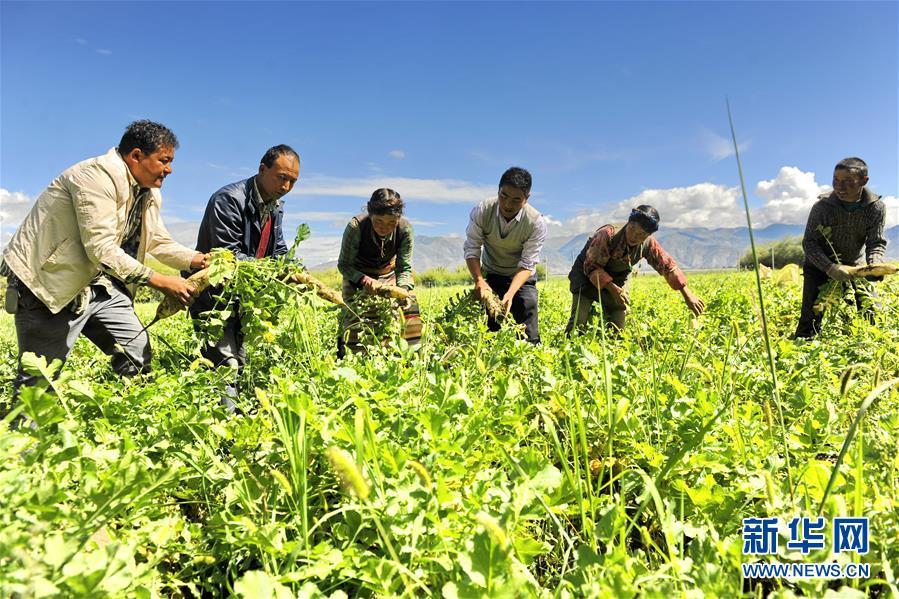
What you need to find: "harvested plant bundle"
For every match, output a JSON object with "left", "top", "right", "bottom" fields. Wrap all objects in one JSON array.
[
  {"left": 848, "top": 263, "right": 899, "bottom": 278},
  {"left": 366, "top": 279, "right": 411, "bottom": 300},
  {"left": 290, "top": 271, "right": 345, "bottom": 306},
  {"left": 155, "top": 268, "right": 211, "bottom": 321},
  {"left": 475, "top": 287, "right": 506, "bottom": 321}
]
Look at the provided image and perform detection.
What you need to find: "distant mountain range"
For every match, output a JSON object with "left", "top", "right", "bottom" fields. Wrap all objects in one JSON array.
[
  {"left": 366, "top": 225, "right": 899, "bottom": 274},
  {"left": 162, "top": 222, "right": 899, "bottom": 274}
]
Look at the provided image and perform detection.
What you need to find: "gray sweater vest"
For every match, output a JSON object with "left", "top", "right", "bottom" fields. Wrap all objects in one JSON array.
[{"left": 480, "top": 198, "right": 542, "bottom": 277}]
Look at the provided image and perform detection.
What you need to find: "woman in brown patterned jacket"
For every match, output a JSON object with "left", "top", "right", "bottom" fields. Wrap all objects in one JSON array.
[{"left": 565, "top": 205, "right": 705, "bottom": 335}]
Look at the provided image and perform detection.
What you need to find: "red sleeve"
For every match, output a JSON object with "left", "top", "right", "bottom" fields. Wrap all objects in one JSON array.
[
  {"left": 583, "top": 226, "right": 615, "bottom": 289},
  {"left": 644, "top": 237, "right": 687, "bottom": 290}
]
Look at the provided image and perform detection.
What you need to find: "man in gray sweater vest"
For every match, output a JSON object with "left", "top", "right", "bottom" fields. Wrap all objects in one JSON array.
[
  {"left": 463, "top": 167, "right": 547, "bottom": 343},
  {"left": 793, "top": 157, "right": 887, "bottom": 338}
]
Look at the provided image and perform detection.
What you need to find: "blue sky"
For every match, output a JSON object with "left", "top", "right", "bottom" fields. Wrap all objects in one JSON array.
[{"left": 2, "top": 1, "right": 897, "bottom": 265}]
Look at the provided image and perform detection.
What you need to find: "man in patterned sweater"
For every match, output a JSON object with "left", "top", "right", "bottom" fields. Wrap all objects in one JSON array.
[
  {"left": 793, "top": 157, "right": 887, "bottom": 338},
  {"left": 566, "top": 205, "right": 704, "bottom": 335}
]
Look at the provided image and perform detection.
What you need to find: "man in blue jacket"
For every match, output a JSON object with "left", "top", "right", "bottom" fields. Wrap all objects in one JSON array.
[{"left": 191, "top": 145, "right": 300, "bottom": 407}]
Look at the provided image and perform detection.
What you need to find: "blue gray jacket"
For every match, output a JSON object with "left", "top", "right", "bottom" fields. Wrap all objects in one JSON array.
[
  {"left": 194, "top": 176, "right": 288, "bottom": 261},
  {"left": 190, "top": 176, "right": 289, "bottom": 314}
]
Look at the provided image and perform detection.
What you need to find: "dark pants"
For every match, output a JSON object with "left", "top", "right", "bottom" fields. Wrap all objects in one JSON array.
[
  {"left": 485, "top": 273, "right": 540, "bottom": 343},
  {"left": 191, "top": 305, "right": 244, "bottom": 412},
  {"left": 794, "top": 262, "right": 875, "bottom": 338},
  {"left": 564, "top": 282, "right": 630, "bottom": 336},
  {"left": 13, "top": 281, "right": 151, "bottom": 392}
]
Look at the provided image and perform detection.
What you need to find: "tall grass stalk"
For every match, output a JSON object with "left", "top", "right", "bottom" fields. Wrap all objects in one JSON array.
[
  {"left": 569, "top": 390, "right": 598, "bottom": 552},
  {"left": 649, "top": 346, "right": 663, "bottom": 445},
  {"left": 726, "top": 98, "right": 794, "bottom": 496},
  {"left": 267, "top": 399, "right": 309, "bottom": 549},
  {"left": 590, "top": 297, "right": 618, "bottom": 508}
]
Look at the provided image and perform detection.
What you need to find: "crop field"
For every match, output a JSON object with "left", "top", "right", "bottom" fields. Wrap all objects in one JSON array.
[{"left": 1, "top": 269, "right": 898, "bottom": 597}]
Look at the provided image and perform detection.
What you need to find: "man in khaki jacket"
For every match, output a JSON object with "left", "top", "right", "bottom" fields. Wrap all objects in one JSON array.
[{"left": 2, "top": 120, "right": 206, "bottom": 390}]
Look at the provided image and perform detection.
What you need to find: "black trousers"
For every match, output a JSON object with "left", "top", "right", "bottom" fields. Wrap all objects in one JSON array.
[
  {"left": 794, "top": 262, "right": 875, "bottom": 338},
  {"left": 485, "top": 273, "right": 540, "bottom": 343}
]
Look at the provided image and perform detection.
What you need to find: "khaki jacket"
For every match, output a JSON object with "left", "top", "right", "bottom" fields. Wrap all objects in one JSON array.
[{"left": 3, "top": 148, "right": 196, "bottom": 314}]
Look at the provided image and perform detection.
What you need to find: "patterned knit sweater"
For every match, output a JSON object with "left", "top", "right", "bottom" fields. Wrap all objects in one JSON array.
[{"left": 802, "top": 188, "right": 887, "bottom": 273}]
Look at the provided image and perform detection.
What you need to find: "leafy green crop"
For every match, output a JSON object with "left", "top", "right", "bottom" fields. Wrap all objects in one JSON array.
[{"left": 1, "top": 269, "right": 897, "bottom": 597}]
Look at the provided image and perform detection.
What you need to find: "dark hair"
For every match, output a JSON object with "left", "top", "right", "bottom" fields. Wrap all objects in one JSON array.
[
  {"left": 628, "top": 204, "right": 660, "bottom": 233},
  {"left": 834, "top": 157, "right": 867, "bottom": 179},
  {"left": 261, "top": 144, "right": 300, "bottom": 169},
  {"left": 367, "top": 188, "right": 404, "bottom": 217},
  {"left": 118, "top": 120, "right": 178, "bottom": 155},
  {"left": 498, "top": 167, "right": 532, "bottom": 195}
]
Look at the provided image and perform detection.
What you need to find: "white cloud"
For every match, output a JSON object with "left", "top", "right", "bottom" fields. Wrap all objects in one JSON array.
[
  {"left": 1, "top": 189, "right": 35, "bottom": 250},
  {"left": 0, "top": 189, "right": 34, "bottom": 228},
  {"left": 285, "top": 212, "right": 447, "bottom": 229},
  {"left": 549, "top": 182, "right": 746, "bottom": 235},
  {"left": 754, "top": 166, "right": 829, "bottom": 226},
  {"left": 389, "top": 150, "right": 405, "bottom": 159},
  {"left": 548, "top": 166, "right": 898, "bottom": 234},
  {"left": 701, "top": 129, "right": 750, "bottom": 161},
  {"left": 75, "top": 38, "right": 88, "bottom": 45},
  {"left": 95, "top": 48, "right": 112, "bottom": 56},
  {"left": 542, "top": 214, "right": 563, "bottom": 227},
  {"left": 883, "top": 195, "right": 899, "bottom": 229},
  {"left": 285, "top": 211, "right": 354, "bottom": 228},
  {"left": 294, "top": 235, "right": 343, "bottom": 267},
  {"left": 292, "top": 175, "right": 495, "bottom": 205}
]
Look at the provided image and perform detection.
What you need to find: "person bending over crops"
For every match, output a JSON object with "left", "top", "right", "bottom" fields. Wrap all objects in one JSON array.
[
  {"left": 565, "top": 205, "right": 704, "bottom": 335},
  {"left": 464, "top": 167, "right": 547, "bottom": 343},
  {"left": 336, "top": 188, "right": 420, "bottom": 357},
  {"left": 0, "top": 120, "right": 207, "bottom": 392},
  {"left": 792, "top": 157, "right": 888, "bottom": 339},
  {"left": 190, "top": 145, "right": 300, "bottom": 407}
]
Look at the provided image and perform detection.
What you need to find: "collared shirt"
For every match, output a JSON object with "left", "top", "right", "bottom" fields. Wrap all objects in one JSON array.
[
  {"left": 463, "top": 201, "right": 547, "bottom": 272},
  {"left": 120, "top": 188, "right": 149, "bottom": 260},
  {"left": 108, "top": 158, "right": 153, "bottom": 284},
  {"left": 253, "top": 177, "right": 279, "bottom": 224}
]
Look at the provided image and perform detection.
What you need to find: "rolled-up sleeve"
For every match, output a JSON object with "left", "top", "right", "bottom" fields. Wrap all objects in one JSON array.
[
  {"left": 644, "top": 237, "right": 687, "bottom": 290},
  {"left": 463, "top": 203, "right": 486, "bottom": 261},
  {"left": 518, "top": 215, "right": 546, "bottom": 272},
  {"left": 583, "top": 226, "right": 614, "bottom": 288}
]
